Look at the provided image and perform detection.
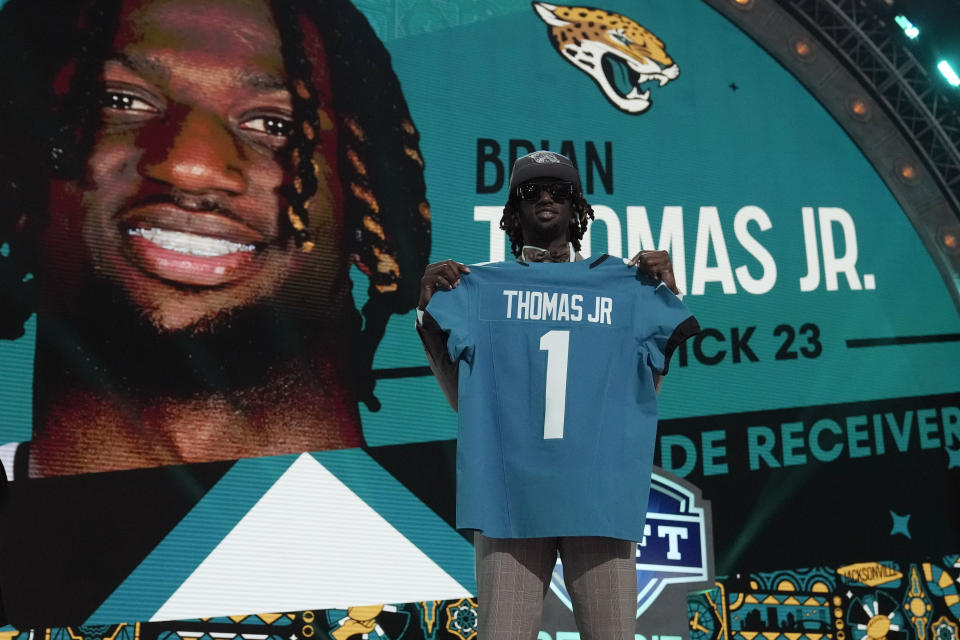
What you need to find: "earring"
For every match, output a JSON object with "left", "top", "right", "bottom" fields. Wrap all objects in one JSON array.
[
  {"left": 48, "top": 123, "right": 80, "bottom": 176},
  {"left": 49, "top": 146, "right": 66, "bottom": 173}
]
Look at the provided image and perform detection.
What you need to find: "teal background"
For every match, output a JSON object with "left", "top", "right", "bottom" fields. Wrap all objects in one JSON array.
[
  {"left": 0, "top": 0, "right": 957, "bottom": 631},
  {"left": 1, "top": 0, "right": 958, "bottom": 445},
  {"left": 356, "top": 0, "right": 960, "bottom": 446}
]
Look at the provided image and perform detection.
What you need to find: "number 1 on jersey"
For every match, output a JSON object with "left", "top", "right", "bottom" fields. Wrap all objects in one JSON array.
[{"left": 539, "top": 330, "right": 570, "bottom": 439}]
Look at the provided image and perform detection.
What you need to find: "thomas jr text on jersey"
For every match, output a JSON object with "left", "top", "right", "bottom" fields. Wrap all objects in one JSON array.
[{"left": 502, "top": 289, "right": 613, "bottom": 324}]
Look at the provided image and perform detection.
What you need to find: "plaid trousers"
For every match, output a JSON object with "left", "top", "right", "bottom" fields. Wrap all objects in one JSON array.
[{"left": 474, "top": 533, "right": 637, "bottom": 640}]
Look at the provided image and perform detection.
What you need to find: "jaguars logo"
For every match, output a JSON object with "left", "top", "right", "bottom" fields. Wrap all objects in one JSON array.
[{"left": 532, "top": 2, "right": 680, "bottom": 114}]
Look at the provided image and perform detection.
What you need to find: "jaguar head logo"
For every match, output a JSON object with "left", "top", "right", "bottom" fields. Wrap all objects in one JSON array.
[{"left": 532, "top": 2, "right": 680, "bottom": 114}]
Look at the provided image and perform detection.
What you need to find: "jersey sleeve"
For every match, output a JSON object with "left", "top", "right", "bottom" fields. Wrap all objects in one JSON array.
[
  {"left": 424, "top": 273, "right": 475, "bottom": 364},
  {"left": 637, "top": 284, "right": 700, "bottom": 375}
]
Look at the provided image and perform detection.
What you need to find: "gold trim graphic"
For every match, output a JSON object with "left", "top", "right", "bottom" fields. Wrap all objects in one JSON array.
[
  {"left": 444, "top": 598, "right": 478, "bottom": 640},
  {"left": 838, "top": 563, "right": 903, "bottom": 588},
  {"left": 931, "top": 616, "right": 958, "bottom": 640},
  {"left": 903, "top": 566, "right": 934, "bottom": 640},
  {"left": 330, "top": 605, "right": 394, "bottom": 640}
]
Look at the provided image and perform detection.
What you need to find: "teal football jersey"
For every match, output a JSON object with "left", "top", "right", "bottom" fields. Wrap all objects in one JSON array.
[{"left": 426, "top": 255, "right": 699, "bottom": 539}]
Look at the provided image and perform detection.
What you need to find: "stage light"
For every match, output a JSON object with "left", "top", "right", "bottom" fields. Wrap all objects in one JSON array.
[
  {"left": 939, "top": 228, "right": 960, "bottom": 254},
  {"left": 894, "top": 15, "right": 919, "bottom": 40},
  {"left": 895, "top": 158, "right": 921, "bottom": 185},
  {"left": 846, "top": 95, "right": 870, "bottom": 121},
  {"left": 938, "top": 61, "right": 960, "bottom": 87},
  {"left": 790, "top": 37, "right": 815, "bottom": 61}
]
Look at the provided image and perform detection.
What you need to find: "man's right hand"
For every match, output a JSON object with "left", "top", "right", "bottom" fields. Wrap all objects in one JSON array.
[{"left": 418, "top": 260, "right": 471, "bottom": 310}]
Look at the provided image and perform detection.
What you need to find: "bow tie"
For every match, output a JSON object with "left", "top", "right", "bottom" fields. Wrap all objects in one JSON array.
[{"left": 522, "top": 246, "right": 571, "bottom": 263}]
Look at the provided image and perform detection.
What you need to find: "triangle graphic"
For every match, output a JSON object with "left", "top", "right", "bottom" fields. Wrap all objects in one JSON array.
[{"left": 150, "top": 453, "right": 471, "bottom": 621}]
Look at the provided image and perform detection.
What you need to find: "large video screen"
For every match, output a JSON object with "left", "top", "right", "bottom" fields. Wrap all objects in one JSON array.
[{"left": 0, "top": 0, "right": 957, "bottom": 634}]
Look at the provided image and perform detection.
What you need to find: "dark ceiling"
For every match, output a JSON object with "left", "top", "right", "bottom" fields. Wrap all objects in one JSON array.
[{"left": 885, "top": 0, "right": 960, "bottom": 86}]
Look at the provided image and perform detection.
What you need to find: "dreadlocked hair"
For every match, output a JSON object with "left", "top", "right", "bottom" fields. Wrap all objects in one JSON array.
[
  {"left": 51, "top": 0, "right": 122, "bottom": 180},
  {"left": 499, "top": 192, "right": 595, "bottom": 258},
  {"left": 0, "top": 0, "right": 432, "bottom": 411},
  {"left": 0, "top": 0, "right": 122, "bottom": 339},
  {"left": 270, "top": 1, "right": 323, "bottom": 252},
  {"left": 287, "top": 0, "right": 431, "bottom": 410}
]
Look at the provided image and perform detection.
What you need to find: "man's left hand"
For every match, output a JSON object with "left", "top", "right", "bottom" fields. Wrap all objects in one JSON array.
[{"left": 628, "top": 250, "right": 679, "bottom": 295}]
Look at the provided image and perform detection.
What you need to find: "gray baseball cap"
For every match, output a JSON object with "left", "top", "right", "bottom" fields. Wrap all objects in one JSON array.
[{"left": 508, "top": 150, "right": 582, "bottom": 194}]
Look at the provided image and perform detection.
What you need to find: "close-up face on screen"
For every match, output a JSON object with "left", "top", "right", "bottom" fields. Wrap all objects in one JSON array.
[
  {"left": 0, "top": 0, "right": 957, "bottom": 637},
  {"left": 1, "top": 0, "right": 431, "bottom": 478}
]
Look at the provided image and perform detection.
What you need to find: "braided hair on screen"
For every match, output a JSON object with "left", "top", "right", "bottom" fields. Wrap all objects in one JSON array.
[
  {"left": 280, "top": 0, "right": 432, "bottom": 409},
  {"left": 0, "top": 0, "right": 122, "bottom": 338},
  {"left": 0, "top": 0, "right": 431, "bottom": 410},
  {"left": 499, "top": 191, "right": 595, "bottom": 259}
]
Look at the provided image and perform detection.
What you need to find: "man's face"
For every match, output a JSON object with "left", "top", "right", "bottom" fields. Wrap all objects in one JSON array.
[
  {"left": 516, "top": 177, "right": 575, "bottom": 248},
  {"left": 41, "top": 0, "right": 344, "bottom": 332}
]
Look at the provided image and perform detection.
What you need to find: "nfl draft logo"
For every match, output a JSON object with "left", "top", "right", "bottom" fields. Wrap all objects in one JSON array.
[{"left": 550, "top": 469, "right": 714, "bottom": 618}]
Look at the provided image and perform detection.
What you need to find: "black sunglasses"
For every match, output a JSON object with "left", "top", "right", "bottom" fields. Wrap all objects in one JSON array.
[{"left": 516, "top": 181, "right": 575, "bottom": 202}]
